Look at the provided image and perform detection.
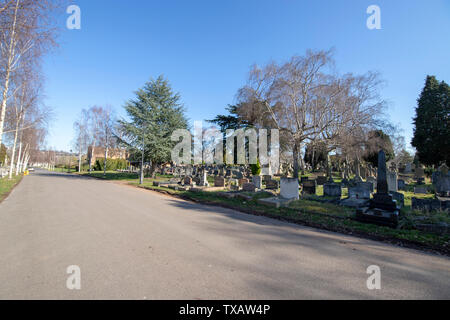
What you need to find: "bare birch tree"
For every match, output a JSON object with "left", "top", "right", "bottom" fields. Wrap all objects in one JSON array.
[{"left": 0, "top": 0, "right": 59, "bottom": 150}]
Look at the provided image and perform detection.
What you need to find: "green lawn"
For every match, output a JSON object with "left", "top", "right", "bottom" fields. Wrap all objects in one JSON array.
[
  {"left": 0, "top": 174, "right": 23, "bottom": 202},
  {"left": 76, "top": 171, "right": 176, "bottom": 182}
]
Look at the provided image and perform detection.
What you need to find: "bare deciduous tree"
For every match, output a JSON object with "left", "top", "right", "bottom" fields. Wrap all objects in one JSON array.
[
  {"left": 0, "top": 0, "right": 59, "bottom": 150},
  {"left": 237, "top": 49, "right": 387, "bottom": 177}
]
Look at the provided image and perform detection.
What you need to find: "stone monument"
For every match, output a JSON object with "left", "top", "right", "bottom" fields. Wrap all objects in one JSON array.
[{"left": 356, "top": 150, "right": 400, "bottom": 228}]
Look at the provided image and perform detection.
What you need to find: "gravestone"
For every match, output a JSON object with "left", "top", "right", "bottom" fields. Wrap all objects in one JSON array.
[
  {"left": 324, "top": 183, "right": 342, "bottom": 198},
  {"left": 192, "top": 177, "right": 200, "bottom": 185},
  {"left": 412, "top": 197, "right": 450, "bottom": 212},
  {"left": 387, "top": 171, "right": 398, "bottom": 193},
  {"left": 356, "top": 150, "right": 400, "bottom": 228},
  {"left": 348, "top": 186, "right": 371, "bottom": 200},
  {"left": 238, "top": 178, "right": 249, "bottom": 187},
  {"left": 199, "top": 170, "right": 209, "bottom": 187},
  {"left": 391, "top": 192, "right": 405, "bottom": 208},
  {"left": 432, "top": 164, "right": 450, "bottom": 197},
  {"left": 214, "top": 176, "right": 225, "bottom": 187},
  {"left": 360, "top": 166, "right": 368, "bottom": 180},
  {"left": 316, "top": 176, "right": 327, "bottom": 186},
  {"left": 366, "top": 177, "right": 377, "bottom": 190},
  {"left": 184, "top": 177, "right": 193, "bottom": 185},
  {"left": 262, "top": 175, "right": 272, "bottom": 182},
  {"left": 280, "top": 178, "right": 299, "bottom": 200},
  {"left": 397, "top": 179, "right": 406, "bottom": 191},
  {"left": 252, "top": 175, "right": 262, "bottom": 189},
  {"left": 302, "top": 180, "right": 316, "bottom": 195},
  {"left": 353, "top": 162, "right": 363, "bottom": 183},
  {"left": 242, "top": 182, "right": 256, "bottom": 192},
  {"left": 340, "top": 185, "right": 370, "bottom": 207},
  {"left": 234, "top": 171, "right": 244, "bottom": 179},
  {"left": 414, "top": 186, "right": 427, "bottom": 194},
  {"left": 261, "top": 165, "right": 272, "bottom": 176},
  {"left": 357, "top": 181, "right": 374, "bottom": 193},
  {"left": 265, "top": 179, "right": 279, "bottom": 190},
  {"left": 300, "top": 176, "right": 309, "bottom": 183},
  {"left": 415, "top": 166, "right": 425, "bottom": 184}
]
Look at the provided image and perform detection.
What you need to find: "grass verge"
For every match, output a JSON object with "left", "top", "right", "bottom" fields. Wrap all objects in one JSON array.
[{"left": 0, "top": 174, "right": 23, "bottom": 203}]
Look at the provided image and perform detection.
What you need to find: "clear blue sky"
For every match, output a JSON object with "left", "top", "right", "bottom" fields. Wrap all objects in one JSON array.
[{"left": 43, "top": 0, "right": 450, "bottom": 152}]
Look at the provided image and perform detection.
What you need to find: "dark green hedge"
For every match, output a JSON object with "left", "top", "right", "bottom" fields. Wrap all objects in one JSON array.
[{"left": 94, "top": 158, "right": 129, "bottom": 171}]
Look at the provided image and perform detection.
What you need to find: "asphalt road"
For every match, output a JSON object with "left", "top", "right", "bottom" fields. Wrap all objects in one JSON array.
[{"left": 0, "top": 170, "right": 449, "bottom": 299}]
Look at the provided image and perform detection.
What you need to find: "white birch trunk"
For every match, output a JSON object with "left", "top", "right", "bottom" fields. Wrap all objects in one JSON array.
[
  {"left": 8, "top": 119, "right": 19, "bottom": 179},
  {"left": 0, "top": 0, "right": 20, "bottom": 148}
]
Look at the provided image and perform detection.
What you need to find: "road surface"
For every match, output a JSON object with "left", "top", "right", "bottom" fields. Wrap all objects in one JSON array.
[{"left": 0, "top": 170, "right": 449, "bottom": 299}]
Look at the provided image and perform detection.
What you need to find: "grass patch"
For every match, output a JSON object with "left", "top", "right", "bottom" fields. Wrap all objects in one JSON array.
[
  {"left": 289, "top": 199, "right": 354, "bottom": 218},
  {"left": 0, "top": 174, "right": 23, "bottom": 203},
  {"left": 77, "top": 171, "right": 180, "bottom": 182}
]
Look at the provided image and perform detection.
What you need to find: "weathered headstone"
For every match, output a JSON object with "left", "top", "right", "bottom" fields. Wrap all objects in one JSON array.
[
  {"left": 302, "top": 179, "right": 316, "bottom": 195},
  {"left": 397, "top": 179, "right": 406, "bottom": 191},
  {"left": 348, "top": 186, "right": 371, "bottom": 200},
  {"left": 234, "top": 171, "right": 244, "bottom": 179},
  {"left": 391, "top": 191, "right": 405, "bottom": 208},
  {"left": 316, "top": 176, "right": 327, "bottom": 186},
  {"left": 357, "top": 181, "right": 374, "bottom": 193},
  {"left": 412, "top": 197, "right": 450, "bottom": 212},
  {"left": 238, "top": 178, "right": 249, "bottom": 187},
  {"left": 415, "top": 166, "right": 425, "bottom": 184},
  {"left": 252, "top": 175, "right": 262, "bottom": 189},
  {"left": 214, "top": 176, "right": 225, "bottom": 187},
  {"left": 366, "top": 177, "right": 377, "bottom": 190},
  {"left": 265, "top": 179, "right": 279, "bottom": 190},
  {"left": 432, "top": 164, "right": 450, "bottom": 197},
  {"left": 280, "top": 178, "right": 299, "bottom": 200},
  {"left": 324, "top": 183, "right": 342, "bottom": 198},
  {"left": 414, "top": 186, "right": 427, "bottom": 194},
  {"left": 242, "top": 182, "right": 256, "bottom": 192},
  {"left": 387, "top": 170, "right": 398, "bottom": 193},
  {"left": 184, "top": 177, "right": 193, "bottom": 185},
  {"left": 199, "top": 170, "right": 209, "bottom": 187}
]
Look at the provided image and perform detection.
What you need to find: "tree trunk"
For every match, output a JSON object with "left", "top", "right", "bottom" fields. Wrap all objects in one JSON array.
[
  {"left": 78, "top": 144, "right": 82, "bottom": 173},
  {"left": 89, "top": 145, "right": 95, "bottom": 172},
  {"left": 8, "top": 119, "right": 19, "bottom": 179},
  {"left": 293, "top": 141, "right": 300, "bottom": 179},
  {"left": 0, "top": 0, "right": 20, "bottom": 148},
  {"left": 15, "top": 141, "right": 22, "bottom": 175},
  {"left": 103, "top": 134, "right": 108, "bottom": 176}
]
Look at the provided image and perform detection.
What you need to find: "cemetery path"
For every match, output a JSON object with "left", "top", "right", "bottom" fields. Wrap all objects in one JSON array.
[{"left": 0, "top": 170, "right": 449, "bottom": 299}]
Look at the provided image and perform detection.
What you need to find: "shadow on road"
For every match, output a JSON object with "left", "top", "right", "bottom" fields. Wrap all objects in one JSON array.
[
  {"left": 31, "top": 170, "right": 97, "bottom": 181},
  {"left": 161, "top": 196, "right": 450, "bottom": 299}
]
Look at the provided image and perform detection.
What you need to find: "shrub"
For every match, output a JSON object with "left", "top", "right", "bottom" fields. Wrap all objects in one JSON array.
[
  {"left": 94, "top": 158, "right": 129, "bottom": 171},
  {"left": 251, "top": 160, "right": 261, "bottom": 176}
]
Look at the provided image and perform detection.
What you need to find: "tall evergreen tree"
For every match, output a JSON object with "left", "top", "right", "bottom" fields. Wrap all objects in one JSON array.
[
  {"left": 118, "top": 76, "right": 188, "bottom": 175},
  {"left": 207, "top": 104, "right": 250, "bottom": 132},
  {"left": 411, "top": 76, "right": 450, "bottom": 166}
]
